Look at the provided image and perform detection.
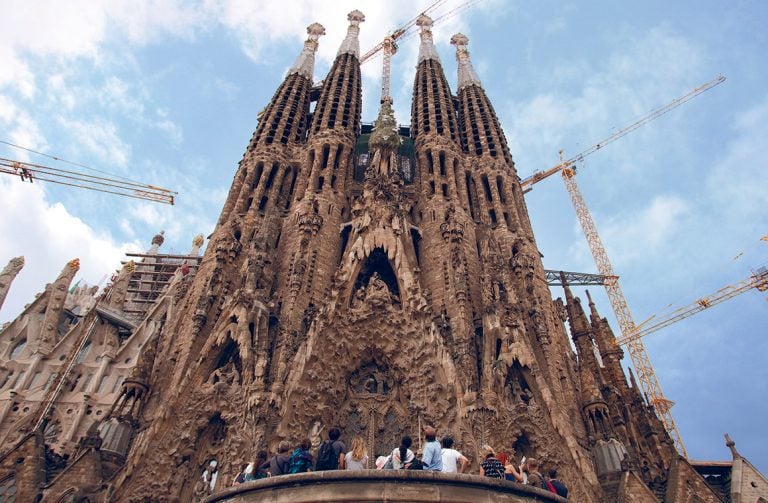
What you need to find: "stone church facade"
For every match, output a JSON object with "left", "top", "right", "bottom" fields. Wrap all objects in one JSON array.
[{"left": 0, "top": 10, "right": 764, "bottom": 503}]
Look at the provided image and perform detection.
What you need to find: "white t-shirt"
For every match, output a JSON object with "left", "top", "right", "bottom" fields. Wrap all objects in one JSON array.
[{"left": 441, "top": 448, "right": 465, "bottom": 473}]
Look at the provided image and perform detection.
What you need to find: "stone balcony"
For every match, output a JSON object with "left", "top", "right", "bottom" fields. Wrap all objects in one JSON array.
[{"left": 205, "top": 470, "right": 566, "bottom": 502}]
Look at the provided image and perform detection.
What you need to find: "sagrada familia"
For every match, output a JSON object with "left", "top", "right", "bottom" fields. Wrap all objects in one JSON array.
[{"left": 0, "top": 10, "right": 765, "bottom": 503}]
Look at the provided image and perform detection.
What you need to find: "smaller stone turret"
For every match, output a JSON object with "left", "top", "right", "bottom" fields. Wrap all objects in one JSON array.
[{"left": 0, "top": 256, "right": 24, "bottom": 312}]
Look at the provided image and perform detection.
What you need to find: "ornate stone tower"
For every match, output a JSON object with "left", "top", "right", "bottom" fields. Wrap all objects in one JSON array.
[{"left": 1, "top": 11, "right": 744, "bottom": 503}]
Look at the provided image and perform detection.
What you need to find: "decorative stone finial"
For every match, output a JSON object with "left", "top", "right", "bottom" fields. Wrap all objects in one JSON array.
[
  {"left": 724, "top": 433, "right": 740, "bottom": 458},
  {"left": 288, "top": 22, "right": 326, "bottom": 79},
  {"left": 124, "top": 260, "right": 136, "bottom": 274},
  {"left": 451, "top": 33, "right": 482, "bottom": 90},
  {"left": 192, "top": 234, "right": 205, "bottom": 248},
  {"left": 68, "top": 259, "right": 81, "bottom": 271},
  {"left": 337, "top": 10, "right": 365, "bottom": 58},
  {"left": 152, "top": 230, "right": 165, "bottom": 247},
  {"left": 416, "top": 14, "right": 440, "bottom": 63}
]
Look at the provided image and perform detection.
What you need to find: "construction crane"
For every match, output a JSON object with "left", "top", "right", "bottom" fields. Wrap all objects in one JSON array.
[
  {"left": 0, "top": 157, "right": 176, "bottom": 205},
  {"left": 522, "top": 77, "right": 727, "bottom": 456},
  {"left": 544, "top": 269, "right": 616, "bottom": 286},
  {"left": 520, "top": 75, "right": 726, "bottom": 193},
  {"left": 619, "top": 267, "right": 768, "bottom": 346},
  {"left": 359, "top": 0, "right": 481, "bottom": 103},
  {"left": 562, "top": 163, "right": 690, "bottom": 455}
]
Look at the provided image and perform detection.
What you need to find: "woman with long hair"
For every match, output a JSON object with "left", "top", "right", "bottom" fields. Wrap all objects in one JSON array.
[
  {"left": 390, "top": 436, "right": 415, "bottom": 469},
  {"left": 344, "top": 436, "right": 369, "bottom": 470}
]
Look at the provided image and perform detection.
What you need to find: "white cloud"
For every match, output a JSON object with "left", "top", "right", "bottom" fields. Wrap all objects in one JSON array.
[
  {"left": 601, "top": 195, "right": 692, "bottom": 266},
  {"left": 0, "top": 177, "right": 140, "bottom": 323},
  {"left": 59, "top": 117, "right": 131, "bottom": 168}
]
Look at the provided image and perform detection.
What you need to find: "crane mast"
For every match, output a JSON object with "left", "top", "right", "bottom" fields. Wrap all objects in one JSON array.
[{"left": 561, "top": 165, "right": 688, "bottom": 456}]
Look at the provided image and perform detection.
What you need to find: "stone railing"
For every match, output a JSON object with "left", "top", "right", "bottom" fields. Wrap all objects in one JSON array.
[{"left": 205, "top": 470, "right": 566, "bottom": 502}]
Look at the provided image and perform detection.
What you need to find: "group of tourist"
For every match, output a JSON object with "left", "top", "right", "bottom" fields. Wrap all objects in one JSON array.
[{"left": 231, "top": 425, "right": 568, "bottom": 499}]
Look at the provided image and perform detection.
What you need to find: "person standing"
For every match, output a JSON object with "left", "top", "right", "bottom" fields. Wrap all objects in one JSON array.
[
  {"left": 345, "top": 436, "right": 369, "bottom": 470},
  {"left": 525, "top": 458, "right": 544, "bottom": 488},
  {"left": 421, "top": 426, "right": 443, "bottom": 471},
  {"left": 262, "top": 440, "right": 292, "bottom": 476},
  {"left": 288, "top": 438, "right": 314, "bottom": 473},
  {"left": 479, "top": 446, "right": 505, "bottom": 479},
  {"left": 315, "top": 427, "right": 346, "bottom": 470},
  {"left": 440, "top": 437, "right": 469, "bottom": 474},
  {"left": 547, "top": 468, "right": 569, "bottom": 498}
]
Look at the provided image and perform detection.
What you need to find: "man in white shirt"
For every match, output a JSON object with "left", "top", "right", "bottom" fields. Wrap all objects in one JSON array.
[{"left": 440, "top": 436, "right": 469, "bottom": 473}]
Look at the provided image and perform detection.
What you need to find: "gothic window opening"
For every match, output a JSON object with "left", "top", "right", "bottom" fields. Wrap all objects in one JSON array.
[
  {"left": 410, "top": 228, "right": 421, "bottom": 266},
  {"left": 339, "top": 226, "right": 352, "bottom": 266},
  {"left": 9, "top": 339, "right": 26, "bottom": 360},
  {"left": 481, "top": 175, "right": 493, "bottom": 202},
  {"left": 466, "top": 174, "right": 480, "bottom": 221},
  {"left": 316, "top": 176, "right": 324, "bottom": 191},
  {"left": 489, "top": 209, "right": 498, "bottom": 226},
  {"left": 331, "top": 175, "right": 337, "bottom": 189},
  {"left": 495, "top": 338, "right": 502, "bottom": 360},
  {"left": 496, "top": 176, "right": 507, "bottom": 203},
  {"left": 274, "top": 230, "right": 281, "bottom": 248},
  {"left": 333, "top": 145, "right": 344, "bottom": 171},
  {"left": 285, "top": 167, "right": 299, "bottom": 209},
  {"left": 474, "top": 325, "right": 484, "bottom": 386},
  {"left": 439, "top": 151, "right": 446, "bottom": 176},
  {"left": 264, "top": 163, "right": 279, "bottom": 191},
  {"left": 353, "top": 248, "right": 400, "bottom": 301},
  {"left": 245, "top": 197, "right": 253, "bottom": 212},
  {"left": 453, "top": 158, "right": 461, "bottom": 196},
  {"left": 258, "top": 196, "right": 268, "bottom": 213},
  {"left": 429, "top": 181, "right": 435, "bottom": 196},
  {"left": 251, "top": 163, "right": 264, "bottom": 192},
  {"left": 503, "top": 212, "right": 512, "bottom": 229},
  {"left": 442, "top": 183, "right": 449, "bottom": 197},
  {"left": 320, "top": 144, "right": 331, "bottom": 170},
  {"left": 426, "top": 151, "right": 434, "bottom": 174}
]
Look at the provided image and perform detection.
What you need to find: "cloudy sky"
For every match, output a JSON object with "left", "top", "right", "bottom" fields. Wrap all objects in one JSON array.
[{"left": 1, "top": 0, "right": 766, "bottom": 472}]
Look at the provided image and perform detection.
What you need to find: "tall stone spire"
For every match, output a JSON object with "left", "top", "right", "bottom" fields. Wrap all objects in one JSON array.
[
  {"left": 218, "top": 21, "right": 324, "bottom": 224},
  {"left": 289, "top": 23, "right": 326, "bottom": 79},
  {"left": 416, "top": 14, "right": 440, "bottom": 63},
  {"left": 450, "top": 33, "right": 481, "bottom": 90},
  {"left": 336, "top": 9, "right": 365, "bottom": 58},
  {"left": 0, "top": 256, "right": 24, "bottom": 312}
]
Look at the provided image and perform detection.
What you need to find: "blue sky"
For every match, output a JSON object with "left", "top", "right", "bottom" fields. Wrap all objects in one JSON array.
[{"left": 1, "top": 0, "right": 766, "bottom": 472}]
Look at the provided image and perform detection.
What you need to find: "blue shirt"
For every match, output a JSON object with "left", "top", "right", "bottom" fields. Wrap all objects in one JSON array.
[{"left": 422, "top": 440, "right": 443, "bottom": 471}]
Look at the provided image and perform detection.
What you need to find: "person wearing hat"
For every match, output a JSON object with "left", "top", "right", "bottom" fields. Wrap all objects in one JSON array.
[
  {"left": 421, "top": 426, "right": 443, "bottom": 471},
  {"left": 479, "top": 445, "right": 505, "bottom": 479}
]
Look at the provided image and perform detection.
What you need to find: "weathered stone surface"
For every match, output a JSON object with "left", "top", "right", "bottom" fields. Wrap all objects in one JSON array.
[{"left": 0, "top": 11, "right": 762, "bottom": 503}]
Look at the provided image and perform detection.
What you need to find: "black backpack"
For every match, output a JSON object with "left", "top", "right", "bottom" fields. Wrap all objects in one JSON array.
[{"left": 315, "top": 440, "right": 338, "bottom": 470}]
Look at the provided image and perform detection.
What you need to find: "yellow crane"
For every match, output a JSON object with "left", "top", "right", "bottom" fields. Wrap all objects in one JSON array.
[
  {"left": 619, "top": 267, "right": 768, "bottom": 346},
  {"left": 360, "top": 0, "right": 481, "bottom": 103},
  {"left": 522, "top": 75, "right": 727, "bottom": 457},
  {"left": 0, "top": 156, "right": 176, "bottom": 205}
]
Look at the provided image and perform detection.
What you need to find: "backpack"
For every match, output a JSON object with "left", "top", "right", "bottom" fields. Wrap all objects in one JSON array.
[
  {"left": 288, "top": 448, "right": 313, "bottom": 474},
  {"left": 543, "top": 477, "right": 557, "bottom": 493},
  {"left": 315, "top": 440, "right": 338, "bottom": 470}
]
